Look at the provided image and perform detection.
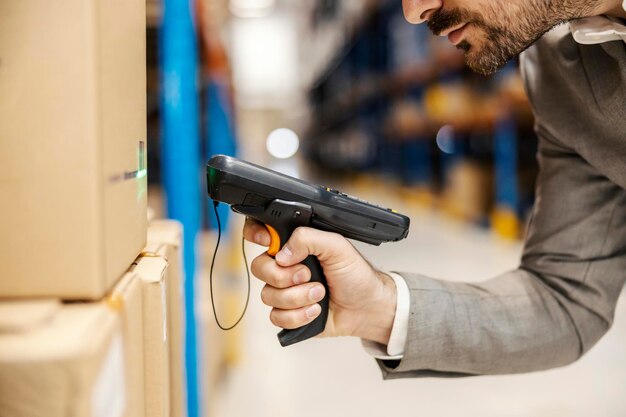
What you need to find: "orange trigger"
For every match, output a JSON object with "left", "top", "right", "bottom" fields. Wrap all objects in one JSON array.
[{"left": 266, "top": 225, "right": 281, "bottom": 257}]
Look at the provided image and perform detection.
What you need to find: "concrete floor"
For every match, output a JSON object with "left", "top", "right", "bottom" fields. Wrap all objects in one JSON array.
[{"left": 211, "top": 192, "right": 626, "bottom": 417}]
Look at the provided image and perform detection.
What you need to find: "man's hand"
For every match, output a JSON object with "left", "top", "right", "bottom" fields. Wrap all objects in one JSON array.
[{"left": 243, "top": 218, "right": 398, "bottom": 345}]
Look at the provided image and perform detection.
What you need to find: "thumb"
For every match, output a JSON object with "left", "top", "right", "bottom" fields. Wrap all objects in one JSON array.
[{"left": 274, "top": 227, "right": 346, "bottom": 267}]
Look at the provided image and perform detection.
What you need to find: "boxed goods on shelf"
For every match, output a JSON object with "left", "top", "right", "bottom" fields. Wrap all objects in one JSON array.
[
  {"left": 146, "top": 220, "right": 186, "bottom": 417},
  {"left": 107, "top": 271, "right": 146, "bottom": 417},
  {"left": 131, "top": 255, "right": 170, "bottom": 417},
  {"left": 0, "top": 301, "right": 129, "bottom": 417},
  {"left": 0, "top": 0, "right": 147, "bottom": 299},
  {"left": 441, "top": 160, "right": 494, "bottom": 223}
]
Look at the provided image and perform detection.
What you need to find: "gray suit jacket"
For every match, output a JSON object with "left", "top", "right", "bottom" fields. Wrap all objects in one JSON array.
[{"left": 380, "top": 24, "right": 626, "bottom": 378}]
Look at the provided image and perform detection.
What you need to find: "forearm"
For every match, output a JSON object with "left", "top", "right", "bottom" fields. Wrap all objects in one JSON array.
[{"left": 378, "top": 268, "right": 614, "bottom": 378}]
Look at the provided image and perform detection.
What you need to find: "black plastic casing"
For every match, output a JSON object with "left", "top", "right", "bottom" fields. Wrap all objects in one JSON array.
[{"left": 206, "top": 155, "right": 410, "bottom": 245}]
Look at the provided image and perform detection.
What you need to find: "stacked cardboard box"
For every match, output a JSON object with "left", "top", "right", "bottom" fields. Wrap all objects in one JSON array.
[
  {"left": 147, "top": 220, "right": 187, "bottom": 417},
  {"left": 131, "top": 255, "right": 171, "bottom": 417},
  {"left": 0, "top": 301, "right": 127, "bottom": 417},
  {"left": 0, "top": 1, "right": 190, "bottom": 416},
  {"left": 107, "top": 272, "right": 146, "bottom": 417},
  {"left": 0, "top": 250, "right": 180, "bottom": 417},
  {"left": 0, "top": 0, "right": 147, "bottom": 300}
]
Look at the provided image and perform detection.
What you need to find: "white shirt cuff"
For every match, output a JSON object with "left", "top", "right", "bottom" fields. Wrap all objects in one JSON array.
[{"left": 361, "top": 272, "right": 410, "bottom": 360}]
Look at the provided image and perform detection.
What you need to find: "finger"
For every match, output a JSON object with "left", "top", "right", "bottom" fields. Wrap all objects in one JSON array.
[
  {"left": 250, "top": 254, "right": 311, "bottom": 289},
  {"left": 274, "top": 227, "right": 350, "bottom": 267},
  {"left": 243, "top": 217, "right": 271, "bottom": 246},
  {"left": 260, "top": 282, "right": 325, "bottom": 310},
  {"left": 269, "top": 304, "right": 322, "bottom": 329}
]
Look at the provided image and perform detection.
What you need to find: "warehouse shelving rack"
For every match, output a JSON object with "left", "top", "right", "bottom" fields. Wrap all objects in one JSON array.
[{"left": 303, "top": 0, "right": 538, "bottom": 237}]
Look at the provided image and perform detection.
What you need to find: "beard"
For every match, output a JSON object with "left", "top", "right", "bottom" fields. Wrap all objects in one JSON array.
[{"left": 427, "top": 0, "right": 601, "bottom": 75}]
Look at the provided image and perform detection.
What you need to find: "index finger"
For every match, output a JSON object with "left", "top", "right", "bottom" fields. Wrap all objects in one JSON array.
[{"left": 243, "top": 217, "right": 271, "bottom": 246}]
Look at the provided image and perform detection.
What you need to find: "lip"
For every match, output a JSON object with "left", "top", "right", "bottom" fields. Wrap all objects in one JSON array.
[
  {"left": 447, "top": 23, "right": 468, "bottom": 45},
  {"left": 439, "top": 22, "right": 466, "bottom": 37}
]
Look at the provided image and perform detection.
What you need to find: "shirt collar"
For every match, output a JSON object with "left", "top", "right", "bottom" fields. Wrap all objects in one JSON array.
[{"left": 569, "top": 1, "right": 626, "bottom": 44}]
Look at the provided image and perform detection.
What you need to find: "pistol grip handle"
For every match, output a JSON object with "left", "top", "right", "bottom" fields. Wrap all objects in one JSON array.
[
  {"left": 277, "top": 255, "right": 329, "bottom": 346},
  {"left": 241, "top": 200, "right": 327, "bottom": 347}
]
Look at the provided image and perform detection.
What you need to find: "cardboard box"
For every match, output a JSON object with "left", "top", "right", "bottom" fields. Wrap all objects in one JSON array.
[
  {"left": 107, "top": 272, "right": 145, "bottom": 417},
  {"left": 146, "top": 220, "right": 187, "bottom": 417},
  {"left": 0, "top": 0, "right": 147, "bottom": 299},
  {"left": 0, "top": 301, "right": 127, "bottom": 417},
  {"left": 442, "top": 160, "right": 494, "bottom": 222},
  {"left": 132, "top": 255, "right": 170, "bottom": 417}
]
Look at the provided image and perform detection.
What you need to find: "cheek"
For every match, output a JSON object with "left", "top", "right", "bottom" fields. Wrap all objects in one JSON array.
[
  {"left": 462, "top": 24, "right": 497, "bottom": 54},
  {"left": 476, "top": 0, "right": 522, "bottom": 28},
  {"left": 463, "top": 24, "right": 484, "bottom": 46},
  {"left": 457, "top": 0, "right": 491, "bottom": 17}
]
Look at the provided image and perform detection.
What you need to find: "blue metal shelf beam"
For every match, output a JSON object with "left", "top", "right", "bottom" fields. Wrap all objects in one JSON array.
[{"left": 160, "top": 1, "right": 202, "bottom": 416}]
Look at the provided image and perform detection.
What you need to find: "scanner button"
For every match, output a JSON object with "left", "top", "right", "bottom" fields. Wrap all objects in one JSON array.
[{"left": 266, "top": 225, "right": 281, "bottom": 257}]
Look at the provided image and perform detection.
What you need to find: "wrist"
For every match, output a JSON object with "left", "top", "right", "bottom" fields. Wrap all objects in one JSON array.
[{"left": 354, "top": 271, "right": 397, "bottom": 345}]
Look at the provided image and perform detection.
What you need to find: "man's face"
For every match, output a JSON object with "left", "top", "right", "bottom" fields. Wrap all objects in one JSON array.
[{"left": 402, "top": 0, "right": 600, "bottom": 75}]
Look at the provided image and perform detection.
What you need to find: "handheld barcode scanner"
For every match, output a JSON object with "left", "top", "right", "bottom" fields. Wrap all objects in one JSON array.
[{"left": 207, "top": 155, "right": 410, "bottom": 347}]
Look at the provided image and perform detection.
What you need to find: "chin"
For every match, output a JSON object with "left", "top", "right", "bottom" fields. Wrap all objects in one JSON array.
[
  {"left": 460, "top": 43, "right": 508, "bottom": 76},
  {"left": 466, "top": 57, "right": 504, "bottom": 76}
]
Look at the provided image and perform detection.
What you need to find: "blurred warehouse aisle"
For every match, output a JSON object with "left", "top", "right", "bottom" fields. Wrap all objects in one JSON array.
[
  {"left": 142, "top": 1, "right": 626, "bottom": 416},
  {"left": 210, "top": 187, "right": 626, "bottom": 417},
  {"left": 3, "top": 1, "right": 624, "bottom": 416}
]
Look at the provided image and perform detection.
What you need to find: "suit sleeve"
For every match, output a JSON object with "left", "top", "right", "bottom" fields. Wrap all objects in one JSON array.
[{"left": 377, "top": 130, "right": 626, "bottom": 378}]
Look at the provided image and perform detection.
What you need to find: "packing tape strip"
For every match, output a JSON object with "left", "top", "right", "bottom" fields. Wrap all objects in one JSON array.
[
  {"left": 139, "top": 250, "right": 162, "bottom": 258},
  {"left": 141, "top": 245, "right": 169, "bottom": 262}
]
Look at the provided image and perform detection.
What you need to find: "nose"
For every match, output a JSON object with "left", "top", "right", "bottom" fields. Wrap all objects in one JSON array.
[{"left": 402, "top": 0, "right": 443, "bottom": 24}]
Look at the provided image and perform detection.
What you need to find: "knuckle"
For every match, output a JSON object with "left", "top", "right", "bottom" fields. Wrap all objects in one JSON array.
[
  {"left": 292, "top": 227, "right": 309, "bottom": 243},
  {"left": 270, "top": 309, "right": 300, "bottom": 329},
  {"left": 260, "top": 286, "right": 272, "bottom": 306},
  {"left": 284, "top": 311, "right": 300, "bottom": 328},
  {"left": 269, "top": 310, "right": 279, "bottom": 326},
  {"left": 271, "top": 265, "right": 295, "bottom": 289},
  {"left": 302, "top": 307, "right": 313, "bottom": 322},
  {"left": 250, "top": 257, "right": 263, "bottom": 277},
  {"left": 282, "top": 270, "right": 295, "bottom": 287},
  {"left": 270, "top": 272, "right": 284, "bottom": 288},
  {"left": 286, "top": 289, "right": 300, "bottom": 307},
  {"left": 273, "top": 289, "right": 287, "bottom": 308},
  {"left": 261, "top": 259, "right": 276, "bottom": 279},
  {"left": 275, "top": 268, "right": 291, "bottom": 286}
]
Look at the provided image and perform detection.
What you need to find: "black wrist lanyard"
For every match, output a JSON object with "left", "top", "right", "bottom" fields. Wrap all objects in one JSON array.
[{"left": 209, "top": 201, "right": 251, "bottom": 330}]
